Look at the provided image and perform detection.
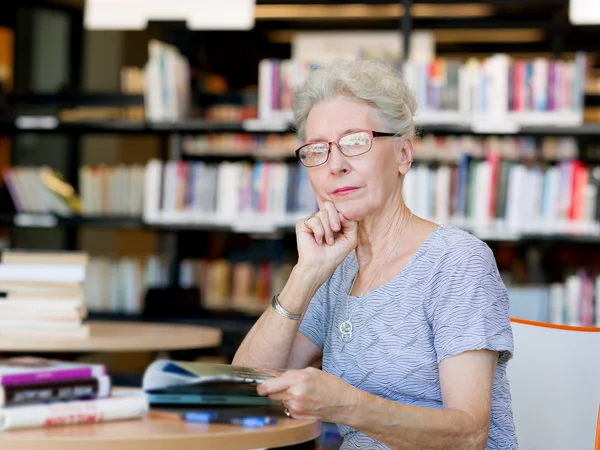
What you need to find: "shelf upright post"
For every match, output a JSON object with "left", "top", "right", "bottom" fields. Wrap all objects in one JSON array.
[
  {"left": 166, "top": 132, "right": 182, "bottom": 289},
  {"left": 551, "top": 9, "right": 565, "bottom": 60},
  {"left": 401, "top": 0, "right": 413, "bottom": 64}
]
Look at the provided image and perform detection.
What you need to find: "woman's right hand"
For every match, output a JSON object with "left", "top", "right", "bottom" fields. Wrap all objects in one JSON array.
[{"left": 296, "top": 201, "right": 358, "bottom": 281}]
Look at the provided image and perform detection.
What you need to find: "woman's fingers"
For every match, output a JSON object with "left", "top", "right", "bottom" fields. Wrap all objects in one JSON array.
[
  {"left": 322, "top": 201, "right": 340, "bottom": 232},
  {"left": 315, "top": 210, "right": 335, "bottom": 245},
  {"left": 307, "top": 215, "right": 325, "bottom": 245},
  {"left": 301, "top": 202, "right": 341, "bottom": 246}
]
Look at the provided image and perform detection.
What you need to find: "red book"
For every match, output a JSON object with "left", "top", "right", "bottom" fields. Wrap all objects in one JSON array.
[{"left": 569, "top": 161, "right": 588, "bottom": 221}]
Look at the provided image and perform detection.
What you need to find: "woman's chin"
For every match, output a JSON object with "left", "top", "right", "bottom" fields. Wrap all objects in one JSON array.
[{"left": 335, "top": 205, "right": 368, "bottom": 222}]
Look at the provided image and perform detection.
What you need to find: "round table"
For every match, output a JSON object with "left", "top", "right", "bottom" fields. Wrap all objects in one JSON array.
[
  {"left": 0, "top": 321, "right": 222, "bottom": 353},
  {"left": 0, "top": 414, "right": 322, "bottom": 450}
]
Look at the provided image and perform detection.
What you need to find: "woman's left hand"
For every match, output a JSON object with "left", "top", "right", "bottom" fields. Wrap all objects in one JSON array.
[{"left": 256, "top": 367, "right": 358, "bottom": 422}]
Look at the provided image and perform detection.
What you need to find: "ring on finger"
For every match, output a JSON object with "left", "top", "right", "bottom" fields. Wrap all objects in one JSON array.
[
  {"left": 283, "top": 404, "right": 291, "bottom": 417},
  {"left": 303, "top": 214, "right": 316, "bottom": 226}
]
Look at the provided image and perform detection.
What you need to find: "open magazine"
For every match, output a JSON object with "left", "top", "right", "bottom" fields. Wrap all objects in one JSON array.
[{"left": 142, "top": 360, "right": 285, "bottom": 406}]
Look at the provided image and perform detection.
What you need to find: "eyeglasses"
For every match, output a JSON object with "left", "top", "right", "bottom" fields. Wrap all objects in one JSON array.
[{"left": 295, "top": 130, "right": 397, "bottom": 168}]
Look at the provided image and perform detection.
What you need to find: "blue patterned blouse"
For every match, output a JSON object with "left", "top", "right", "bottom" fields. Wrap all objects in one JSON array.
[{"left": 299, "top": 225, "right": 518, "bottom": 449}]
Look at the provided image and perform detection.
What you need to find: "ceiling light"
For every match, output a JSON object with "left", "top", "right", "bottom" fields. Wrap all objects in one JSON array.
[{"left": 84, "top": 0, "right": 256, "bottom": 30}]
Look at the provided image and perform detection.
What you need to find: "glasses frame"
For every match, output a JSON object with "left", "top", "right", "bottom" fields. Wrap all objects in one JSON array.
[{"left": 295, "top": 129, "right": 397, "bottom": 168}]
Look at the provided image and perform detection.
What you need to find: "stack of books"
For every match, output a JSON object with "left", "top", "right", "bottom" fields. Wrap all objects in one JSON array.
[
  {"left": 0, "top": 250, "right": 90, "bottom": 339},
  {"left": 0, "top": 357, "right": 148, "bottom": 430}
]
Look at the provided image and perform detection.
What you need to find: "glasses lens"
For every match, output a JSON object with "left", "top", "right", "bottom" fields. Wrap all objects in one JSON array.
[
  {"left": 299, "top": 143, "right": 329, "bottom": 167},
  {"left": 339, "top": 131, "right": 372, "bottom": 156}
]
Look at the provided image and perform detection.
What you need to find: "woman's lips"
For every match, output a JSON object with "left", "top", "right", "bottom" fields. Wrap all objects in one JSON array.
[{"left": 331, "top": 186, "right": 360, "bottom": 196}]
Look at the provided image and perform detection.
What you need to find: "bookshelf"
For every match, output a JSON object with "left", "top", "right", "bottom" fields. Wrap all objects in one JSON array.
[{"left": 0, "top": 1, "right": 599, "bottom": 337}]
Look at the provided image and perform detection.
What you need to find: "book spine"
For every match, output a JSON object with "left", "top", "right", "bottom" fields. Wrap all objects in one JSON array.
[
  {"left": 1, "top": 365, "right": 105, "bottom": 387},
  {"left": 0, "top": 392, "right": 148, "bottom": 430},
  {"left": 0, "top": 375, "right": 111, "bottom": 407}
]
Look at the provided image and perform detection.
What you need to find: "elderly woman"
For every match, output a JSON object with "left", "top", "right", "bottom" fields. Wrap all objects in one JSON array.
[{"left": 232, "top": 59, "right": 516, "bottom": 450}]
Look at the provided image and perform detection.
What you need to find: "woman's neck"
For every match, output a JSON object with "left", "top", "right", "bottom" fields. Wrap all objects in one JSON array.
[{"left": 355, "top": 194, "right": 412, "bottom": 270}]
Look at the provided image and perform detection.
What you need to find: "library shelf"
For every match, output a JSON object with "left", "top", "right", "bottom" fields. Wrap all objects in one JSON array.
[
  {"left": 2, "top": 213, "right": 600, "bottom": 243},
  {"left": 0, "top": 213, "right": 147, "bottom": 229},
  {"left": 0, "top": 118, "right": 291, "bottom": 135},
  {"left": 2, "top": 116, "right": 600, "bottom": 137}
]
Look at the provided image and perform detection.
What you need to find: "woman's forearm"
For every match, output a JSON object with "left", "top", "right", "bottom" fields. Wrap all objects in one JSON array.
[
  {"left": 232, "top": 264, "right": 324, "bottom": 369},
  {"left": 342, "top": 389, "right": 489, "bottom": 450}
]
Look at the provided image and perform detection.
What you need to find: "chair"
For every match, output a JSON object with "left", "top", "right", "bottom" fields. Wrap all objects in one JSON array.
[
  {"left": 507, "top": 318, "right": 600, "bottom": 450},
  {"left": 596, "top": 406, "right": 599, "bottom": 450}
]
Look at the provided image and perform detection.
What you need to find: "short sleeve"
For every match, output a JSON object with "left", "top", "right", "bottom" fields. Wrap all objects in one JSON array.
[
  {"left": 298, "top": 278, "right": 331, "bottom": 350},
  {"left": 431, "top": 244, "right": 514, "bottom": 364}
]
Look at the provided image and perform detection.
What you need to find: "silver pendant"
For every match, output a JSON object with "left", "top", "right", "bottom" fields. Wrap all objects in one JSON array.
[{"left": 339, "top": 320, "right": 353, "bottom": 343}]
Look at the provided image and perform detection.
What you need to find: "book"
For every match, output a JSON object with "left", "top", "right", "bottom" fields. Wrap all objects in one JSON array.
[
  {"left": 0, "top": 375, "right": 111, "bottom": 407},
  {"left": 142, "top": 360, "right": 283, "bottom": 406},
  {"left": 0, "top": 389, "right": 148, "bottom": 430},
  {"left": 1, "top": 250, "right": 89, "bottom": 266},
  {"left": 0, "top": 357, "right": 106, "bottom": 387}
]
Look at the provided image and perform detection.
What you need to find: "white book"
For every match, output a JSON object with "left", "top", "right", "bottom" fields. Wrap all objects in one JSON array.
[
  {"left": 0, "top": 300, "right": 82, "bottom": 312},
  {"left": 434, "top": 165, "right": 451, "bottom": 225},
  {"left": 258, "top": 59, "right": 273, "bottom": 119},
  {"left": 549, "top": 283, "right": 565, "bottom": 324},
  {"left": 474, "top": 161, "right": 491, "bottom": 227},
  {"left": 565, "top": 275, "right": 581, "bottom": 326},
  {"left": 505, "top": 165, "right": 525, "bottom": 231},
  {"left": 402, "top": 169, "right": 416, "bottom": 214},
  {"left": 583, "top": 184, "right": 597, "bottom": 223},
  {"left": 0, "top": 264, "right": 85, "bottom": 284},
  {"left": 416, "top": 165, "right": 431, "bottom": 220},
  {"left": 0, "top": 389, "right": 147, "bottom": 431},
  {"left": 142, "top": 159, "right": 163, "bottom": 223}
]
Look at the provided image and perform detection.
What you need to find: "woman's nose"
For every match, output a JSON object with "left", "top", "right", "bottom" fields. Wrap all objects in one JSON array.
[{"left": 327, "top": 143, "right": 350, "bottom": 175}]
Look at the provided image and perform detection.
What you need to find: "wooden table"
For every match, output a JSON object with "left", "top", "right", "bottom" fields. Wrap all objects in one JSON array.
[
  {"left": 0, "top": 321, "right": 222, "bottom": 353},
  {"left": 0, "top": 414, "right": 321, "bottom": 450}
]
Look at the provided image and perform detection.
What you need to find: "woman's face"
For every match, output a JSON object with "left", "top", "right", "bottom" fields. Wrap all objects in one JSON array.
[{"left": 303, "top": 95, "right": 408, "bottom": 221}]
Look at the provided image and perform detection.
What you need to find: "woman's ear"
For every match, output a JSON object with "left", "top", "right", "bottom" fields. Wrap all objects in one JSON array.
[{"left": 395, "top": 138, "right": 414, "bottom": 175}]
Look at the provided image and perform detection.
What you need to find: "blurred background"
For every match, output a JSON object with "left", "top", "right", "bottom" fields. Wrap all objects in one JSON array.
[{"left": 0, "top": 0, "right": 598, "bottom": 382}]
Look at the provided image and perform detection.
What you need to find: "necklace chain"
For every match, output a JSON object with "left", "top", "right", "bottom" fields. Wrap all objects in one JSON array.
[{"left": 340, "top": 210, "right": 413, "bottom": 344}]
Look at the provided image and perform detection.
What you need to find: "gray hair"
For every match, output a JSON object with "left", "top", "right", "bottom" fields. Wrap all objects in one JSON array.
[{"left": 291, "top": 59, "right": 418, "bottom": 142}]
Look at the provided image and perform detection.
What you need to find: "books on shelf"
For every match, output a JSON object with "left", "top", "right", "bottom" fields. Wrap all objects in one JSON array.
[
  {"left": 508, "top": 271, "right": 600, "bottom": 328},
  {"left": 142, "top": 359, "right": 282, "bottom": 406},
  {"left": 3, "top": 166, "right": 82, "bottom": 216},
  {"left": 0, "top": 250, "right": 90, "bottom": 338},
  {"left": 84, "top": 255, "right": 292, "bottom": 316},
  {"left": 142, "top": 159, "right": 317, "bottom": 231},
  {"left": 4, "top": 164, "right": 145, "bottom": 218},
  {"left": 182, "top": 133, "right": 300, "bottom": 158},
  {"left": 0, "top": 357, "right": 148, "bottom": 430},
  {"left": 84, "top": 255, "right": 169, "bottom": 315},
  {"left": 79, "top": 164, "right": 145, "bottom": 217},
  {"left": 143, "top": 40, "right": 191, "bottom": 122},
  {"left": 206, "top": 104, "right": 257, "bottom": 123},
  {"left": 180, "top": 258, "right": 294, "bottom": 313},
  {"left": 255, "top": 54, "right": 587, "bottom": 130},
  {"left": 404, "top": 136, "right": 600, "bottom": 237}
]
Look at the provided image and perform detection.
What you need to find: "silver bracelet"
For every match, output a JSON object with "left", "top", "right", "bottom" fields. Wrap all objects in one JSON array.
[{"left": 271, "top": 294, "right": 302, "bottom": 321}]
